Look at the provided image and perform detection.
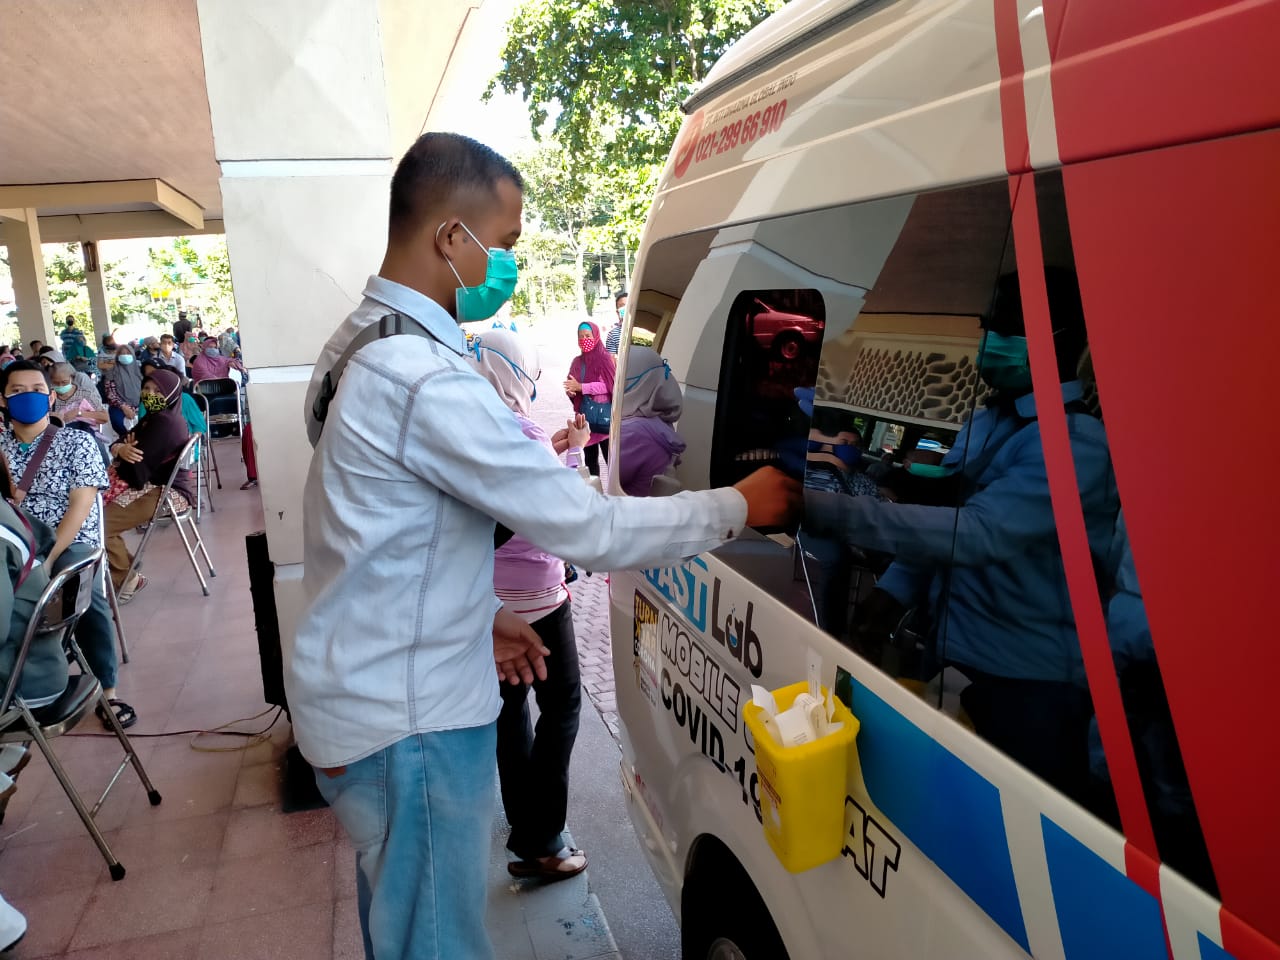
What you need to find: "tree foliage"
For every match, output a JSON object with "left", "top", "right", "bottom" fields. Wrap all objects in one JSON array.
[
  {"left": 492, "top": 0, "right": 785, "bottom": 174},
  {"left": 515, "top": 142, "right": 616, "bottom": 313},
  {"left": 492, "top": 0, "right": 785, "bottom": 261}
]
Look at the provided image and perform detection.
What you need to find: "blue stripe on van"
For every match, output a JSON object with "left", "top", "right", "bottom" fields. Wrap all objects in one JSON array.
[
  {"left": 1041, "top": 816, "right": 1167, "bottom": 960},
  {"left": 1197, "top": 934, "right": 1236, "bottom": 960},
  {"left": 850, "top": 679, "right": 1029, "bottom": 951}
]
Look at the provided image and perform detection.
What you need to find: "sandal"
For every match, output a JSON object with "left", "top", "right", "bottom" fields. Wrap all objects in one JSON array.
[
  {"left": 240, "top": 479, "right": 258, "bottom": 490},
  {"left": 119, "top": 574, "right": 148, "bottom": 604},
  {"left": 95, "top": 699, "right": 138, "bottom": 730},
  {"left": 507, "top": 848, "right": 588, "bottom": 883}
]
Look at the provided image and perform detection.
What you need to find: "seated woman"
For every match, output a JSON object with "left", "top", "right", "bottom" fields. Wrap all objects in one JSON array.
[
  {"left": 616, "top": 346, "right": 686, "bottom": 497},
  {"left": 103, "top": 368, "right": 193, "bottom": 601},
  {"left": 98, "top": 345, "right": 142, "bottom": 439},
  {"left": 190, "top": 336, "right": 257, "bottom": 490},
  {"left": 50, "top": 361, "right": 109, "bottom": 435},
  {"left": 141, "top": 360, "right": 209, "bottom": 444}
]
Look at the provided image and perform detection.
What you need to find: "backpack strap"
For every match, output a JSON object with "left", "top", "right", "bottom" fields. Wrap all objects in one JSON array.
[
  {"left": 309, "top": 313, "right": 430, "bottom": 447},
  {"left": 13, "top": 424, "right": 62, "bottom": 504}
]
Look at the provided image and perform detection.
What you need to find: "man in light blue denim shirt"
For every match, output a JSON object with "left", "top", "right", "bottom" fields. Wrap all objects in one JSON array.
[{"left": 292, "top": 133, "right": 797, "bottom": 960}]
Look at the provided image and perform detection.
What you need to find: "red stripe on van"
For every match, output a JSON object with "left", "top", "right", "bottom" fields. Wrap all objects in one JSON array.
[
  {"left": 1060, "top": 129, "right": 1280, "bottom": 943},
  {"left": 1124, "top": 843, "right": 1174, "bottom": 957},
  {"left": 1221, "top": 908, "right": 1280, "bottom": 960},
  {"left": 991, "top": 0, "right": 1029, "bottom": 173},
  {"left": 1048, "top": 1, "right": 1280, "bottom": 163},
  {"left": 1008, "top": 173, "right": 1158, "bottom": 857}
]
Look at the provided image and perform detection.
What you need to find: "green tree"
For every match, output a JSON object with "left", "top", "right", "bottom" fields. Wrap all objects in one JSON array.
[
  {"left": 516, "top": 142, "right": 615, "bottom": 314},
  {"left": 513, "top": 227, "right": 579, "bottom": 318},
  {"left": 492, "top": 0, "right": 785, "bottom": 244}
]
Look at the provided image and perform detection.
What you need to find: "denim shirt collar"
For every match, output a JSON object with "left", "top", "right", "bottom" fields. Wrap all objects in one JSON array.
[
  {"left": 362, "top": 275, "right": 466, "bottom": 357},
  {"left": 1013, "top": 379, "right": 1084, "bottom": 419}
]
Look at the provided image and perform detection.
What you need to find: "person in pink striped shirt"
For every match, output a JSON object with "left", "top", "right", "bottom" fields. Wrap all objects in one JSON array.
[{"left": 468, "top": 330, "right": 593, "bottom": 883}]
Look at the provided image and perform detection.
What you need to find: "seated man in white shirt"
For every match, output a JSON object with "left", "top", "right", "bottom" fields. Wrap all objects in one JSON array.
[{"left": 296, "top": 131, "right": 797, "bottom": 960}]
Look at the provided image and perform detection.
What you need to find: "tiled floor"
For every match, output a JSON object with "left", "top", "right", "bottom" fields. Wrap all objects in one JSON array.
[
  {"left": 0, "top": 464, "right": 347, "bottom": 960},
  {"left": 0, "top": 425, "right": 627, "bottom": 960}
]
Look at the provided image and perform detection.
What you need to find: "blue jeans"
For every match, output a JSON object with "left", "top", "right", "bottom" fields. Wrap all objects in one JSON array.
[
  {"left": 315, "top": 726, "right": 497, "bottom": 960},
  {"left": 56, "top": 543, "right": 117, "bottom": 690}
]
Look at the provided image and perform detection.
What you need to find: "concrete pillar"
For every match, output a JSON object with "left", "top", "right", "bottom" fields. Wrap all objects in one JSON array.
[
  {"left": 194, "top": 0, "right": 398, "bottom": 636},
  {"left": 82, "top": 241, "right": 112, "bottom": 346},
  {"left": 1, "top": 209, "right": 56, "bottom": 347}
]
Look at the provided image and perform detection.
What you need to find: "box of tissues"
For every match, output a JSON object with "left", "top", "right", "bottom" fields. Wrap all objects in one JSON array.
[{"left": 742, "top": 680, "right": 860, "bottom": 873}]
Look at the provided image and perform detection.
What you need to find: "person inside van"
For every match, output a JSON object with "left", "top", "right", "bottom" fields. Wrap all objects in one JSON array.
[
  {"left": 563, "top": 321, "right": 615, "bottom": 477},
  {"left": 616, "top": 346, "right": 685, "bottom": 497},
  {"left": 804, "top": 270, "right": 1118, "bottom": 808},
  {"left": 467, "top": 330, "right": 594, "bottom": 882}
]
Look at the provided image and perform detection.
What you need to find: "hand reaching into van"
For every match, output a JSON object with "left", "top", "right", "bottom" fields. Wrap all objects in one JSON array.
[{"left": 733, "top": 466, "right": 802, "bottom": 528}]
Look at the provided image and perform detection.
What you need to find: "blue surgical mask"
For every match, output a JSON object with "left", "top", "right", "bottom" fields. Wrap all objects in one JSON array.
[
  {"left": 808, "top": 438, "right": 862, "bottom": 468},
  {"left": 441, "top": 222, "right": 519, "bottom": 323},
  {"left": 204, "top": 347, "right": 221, "bottom": 358},
  {"left": 117, "top": 353, "right": 135, "bottom": 365},
  {"left": 977, "top": 331, "right": 1031, "bottom": 392},
  {"left": 6, "top": 391, "right": 50, "bottom": 425}
]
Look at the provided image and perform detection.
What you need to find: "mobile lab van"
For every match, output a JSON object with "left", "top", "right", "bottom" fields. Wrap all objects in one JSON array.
[{"left": 607, "top": 1, "right": 1280, "bottom": 958}]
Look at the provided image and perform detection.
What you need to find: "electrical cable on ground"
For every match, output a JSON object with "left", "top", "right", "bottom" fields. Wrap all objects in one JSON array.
[{"left": 65, "top": 705, "right": 284, "bottom": 753}]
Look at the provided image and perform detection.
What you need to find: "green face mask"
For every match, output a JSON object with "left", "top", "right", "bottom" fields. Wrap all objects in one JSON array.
[
  {"left": 977, "top": 331, "right": 1032, "bottom": 392},
  {"left": 442, "top": 222, "right": 519, "bottom": 323},
  {"left": 141, "top": 393, "right": 167, "bottom": 414},
  {"left": 906, "top": 461, "right": 949, "bottom": 479}
]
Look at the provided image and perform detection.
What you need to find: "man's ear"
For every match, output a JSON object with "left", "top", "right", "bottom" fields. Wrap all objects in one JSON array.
[{"left": 434, "top": 218, "right": 466, "bottom": 262}]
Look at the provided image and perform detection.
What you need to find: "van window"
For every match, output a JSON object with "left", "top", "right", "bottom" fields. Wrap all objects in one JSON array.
[
  {"left": 710, "top": 289, "right": 826, "bottom": 488},
  {"left": 1034, "top": 170, "right": 1216, "bottom": 895},
  {"left": 795, "top": 178, "right": 1130, "bottom": 818}
]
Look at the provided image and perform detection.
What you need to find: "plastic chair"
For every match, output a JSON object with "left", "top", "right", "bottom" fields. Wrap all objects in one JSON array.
[
  {"left": 0, "top": 549, "right": 162, "bottom": 879},
  {"left": 194, "top": 377, "right": 243, "bottom": 440},
  {"left": 120, "top": 436, "right": 217, "bottom": 597},
  {"left": 94, "top": 493, "right": 131, "bottom": 666},
  {"left": 191, "top": 392, "right": 222, "bottom": 498}
]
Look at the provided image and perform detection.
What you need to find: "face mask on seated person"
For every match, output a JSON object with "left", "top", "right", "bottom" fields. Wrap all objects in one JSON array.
[
  {"left": 6, "top": 391, "right": 51, "bottom": 425},
  {"left": 117, "top": 354, "right": 135, "bottom": 366},
  {"left": 204, "top": 347, "right": 221, "bottom": 358},
  {"left": 141, "top": 393, "right": 167, "bottom": 414}
]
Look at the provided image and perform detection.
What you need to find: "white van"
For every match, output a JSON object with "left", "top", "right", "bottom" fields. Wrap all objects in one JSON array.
[{"left": 608, "top": 1, "right": 1279, "bottom": 958}]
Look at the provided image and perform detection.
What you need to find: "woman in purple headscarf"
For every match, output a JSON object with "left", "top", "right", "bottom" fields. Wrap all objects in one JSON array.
[{"left": 563, "top": 320, "right": 616, "bottom": 477}]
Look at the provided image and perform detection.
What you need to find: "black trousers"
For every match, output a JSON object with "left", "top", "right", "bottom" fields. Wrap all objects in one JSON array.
[
  {"left": 496, "top": 601, "right": 583, "bottom": 860},
  {"left": 584, "top": 439, "right": 609, "bottom": 477},
  {"left": 958, "top": 668, "right": 1094, "bottom": 810}
]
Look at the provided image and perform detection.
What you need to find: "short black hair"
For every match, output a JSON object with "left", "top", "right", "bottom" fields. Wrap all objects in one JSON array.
[
  {"left": 388, "top": 133, "right": 523, "bottom": 243},
  {"left": 615, "top": 290, "right": 628, "bottom": 304},
  {"left": 28, "top": 340, "right": 41, "bottom": 348},
  {"left": 37, "top": 345, "right": 54, "bottom": 356},
  {"left": 1, "top": 359, "right": 50, "bottom": 394}
]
